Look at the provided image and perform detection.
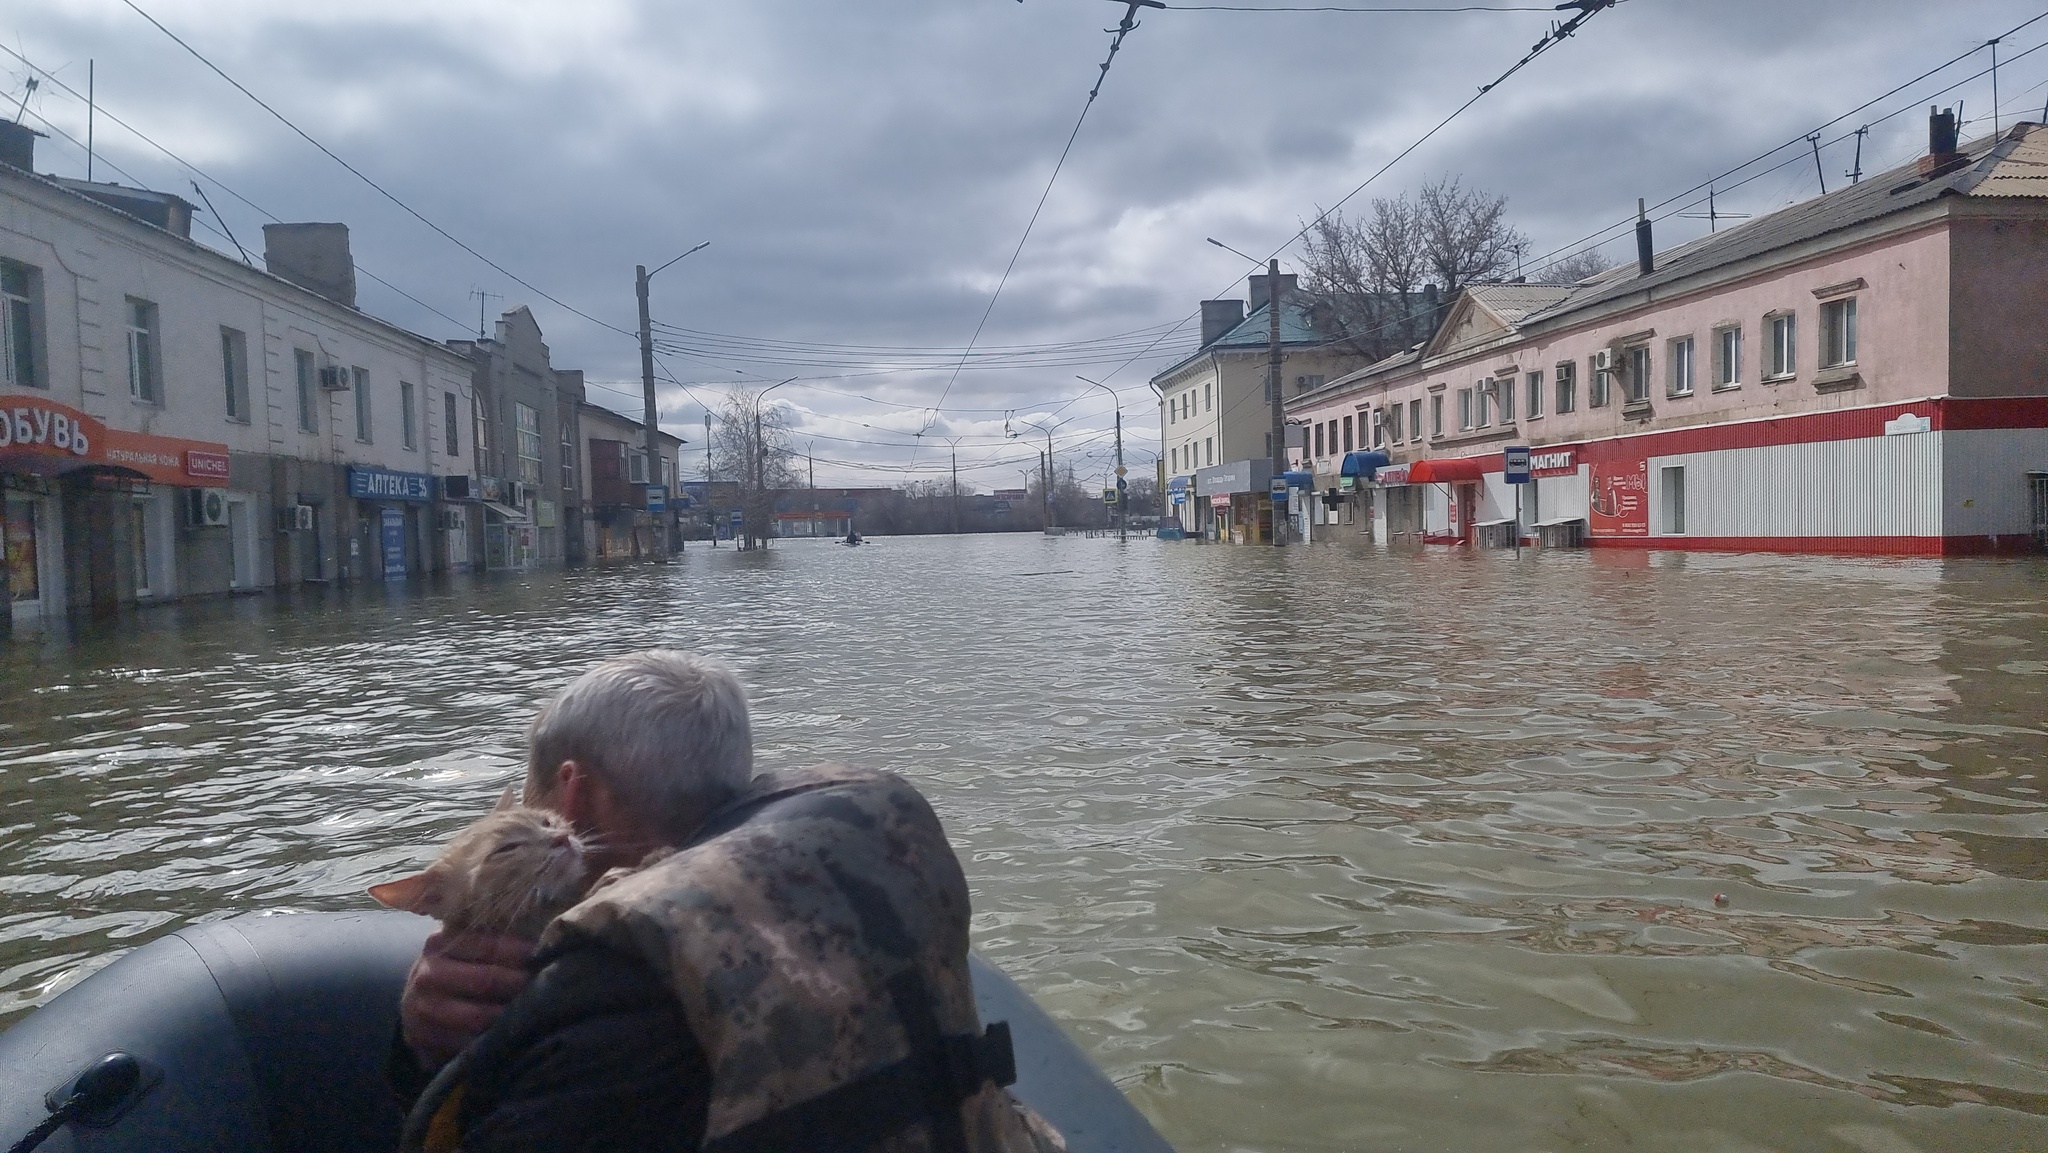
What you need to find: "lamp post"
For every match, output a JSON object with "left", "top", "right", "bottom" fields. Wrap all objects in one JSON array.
[
  {"left": 1078, "top": 375, "right": 1125, "bottom": 542},
  {"left": 751, "top": 377, "right": 797, "bottom": 550},
  {"left": 636, "top": 240, "right": 708, "bottom": 560},
  {"left": 1207, "top": 237, "right": 1289, "bottom": 546},
  {"left": 1012, "top": 419, "right": 1057, "bottom": 530}
]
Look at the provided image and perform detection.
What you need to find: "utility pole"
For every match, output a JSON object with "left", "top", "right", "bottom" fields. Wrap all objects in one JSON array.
[
  {"left": 950, "top": 444, "right": 960, "bottom": 535},
  {"left": 1045, "top": 427, "right": 1056, "bottom": 530},
  {"left": 1266, "top": 257, "right": 1286, "bottom": 547},
  {"left": 1848, "top": 126, "right": 1868, "bottom": 185},
  {"left": 634, "top": 265, "right": 669, "bottom": 560},
  {"left": 809, "top": 445, "right": 817, "bottom": 537},
  {"left": 1113, "top": 406, "right": 1125, "bottom": 542},
  {"left": 1806, "top": 134, "right": 1828, "bottom": 195}
]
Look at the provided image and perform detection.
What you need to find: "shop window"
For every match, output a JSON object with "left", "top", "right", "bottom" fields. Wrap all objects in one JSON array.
[
  {"left": 295, "top": 349, "right": 319, "bottom": 433},
  {"left": 5, "top": 499, "right": 39, "bottom": 601},
  {"left": 126, "top": 297, "right": 162, "bottom": 404},
  {"left": 1408, "top": 399, "right": 1422, "bottom": 443},
  {"left": 2, "top": 259, "right": 43, "bottom": 389},
  {"left": 354, "top": 367, "right": 373, "bottom": 443},
  {"left": 1669, "top": 337, "right": 1695, "bottom": 397},
  {"left": 1526, "top": 371, "right": 1543, "bottom": 420},
  {"left": 220, "top": 328, "right": 251, "bottom": 422},
  {"left": 1821, "top": 298, "right": 1857, "bottom": 367},
  {"left": 1768, "top": 313, "right": 1797, "bottom": 378},
  {"left": 444, "top": 391, "right": 460, "bottom": 457},
  {"left": 1713, "top": 326, "right": 1742, "bottom": 389},
  {"left": 1555, "top": 362, "right": 1576, "bottom": 413},
  {"left": 402, "top": 382, "right": 420, "bottom": 451}
]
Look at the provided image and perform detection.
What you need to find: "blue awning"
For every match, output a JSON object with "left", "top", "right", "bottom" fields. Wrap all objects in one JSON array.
[
  {"left": 1282, "top": 470, "right": 1315, "bottom": 488},
  {"left": 1339, "top": 451, "right": 1391, "bottom": 479}
]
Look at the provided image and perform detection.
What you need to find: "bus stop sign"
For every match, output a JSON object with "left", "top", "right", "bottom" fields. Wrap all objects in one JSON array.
[{"left": 1504, "top": 445, "right": 1531, "bottom": 485}]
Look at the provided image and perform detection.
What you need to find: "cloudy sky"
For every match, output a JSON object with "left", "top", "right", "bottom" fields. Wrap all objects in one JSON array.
[{"left": 8, "top": 0, "right": 2045, "bottom": 488}]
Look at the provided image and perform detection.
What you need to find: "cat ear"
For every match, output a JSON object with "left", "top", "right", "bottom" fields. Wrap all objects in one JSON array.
[
  {"left": 494, "top": 785, "right": 519, "bottom": 812},
  {"left": 369, "top": 871, "right": 444, "bottom": 917}
]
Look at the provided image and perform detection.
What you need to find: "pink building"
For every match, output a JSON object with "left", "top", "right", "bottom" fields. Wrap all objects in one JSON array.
[{"left": 1287, "top": 112, "right": 2048, "bottom": 555}]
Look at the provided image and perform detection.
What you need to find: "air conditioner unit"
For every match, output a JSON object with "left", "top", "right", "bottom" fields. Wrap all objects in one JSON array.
[
  {"left": 438, "top": 508, "right": 466, "bottom": 532},
  {"left": 440, "top": 474, "right": 474, "bottom": 501},
  {"left": 319, "top": 365, "right": 351, "bottom": 390},
  {"left": 276, "top": 503, "right": 317, "bottom": 533},
  {"left": 184, "top": 487, "right": 229, "bottom": 528},
  {"left": 1593, "top": 349, "right": 1614, "bottom": 373}
]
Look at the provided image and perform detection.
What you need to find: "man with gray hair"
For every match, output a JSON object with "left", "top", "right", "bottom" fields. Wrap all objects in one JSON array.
[{"left": 396, "top": 648, "right": 751, "bottom": 1072}]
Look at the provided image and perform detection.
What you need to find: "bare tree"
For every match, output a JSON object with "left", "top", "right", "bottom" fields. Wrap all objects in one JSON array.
[
  {"left": 1415, "top": 176, "right": 1526, "bottom": 296},
  {"left": 708, "top": 386, "right": 800, "bottom": 549},
  {"left": 1537, "top": 247, "right": 1617, "bottom": 284}
]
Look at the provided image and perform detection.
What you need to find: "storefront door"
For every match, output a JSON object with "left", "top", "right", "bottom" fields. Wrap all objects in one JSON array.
[
  {"left": 227, "top": 498, "right": 252, "bottom": 589},
  {"left": 5, "top": 494, "right": 55, "bottom": 622}
]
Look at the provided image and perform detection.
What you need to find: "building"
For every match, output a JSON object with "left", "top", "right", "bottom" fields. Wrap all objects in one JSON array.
[
  {"left": 1, "top": 121, "right": 477, "bottom": 630},
  {"left": 1288, "top": 112, "right": 2048, "bottom": 556},
  {"left": 447, "top": 307, "right": 581, "bottom": 570},
  {"left": 1153, "top": 273, "right": 1366, "bottom": 542},
  {"left": 577, "top": 399, "right": 683, "bottom": 559}
]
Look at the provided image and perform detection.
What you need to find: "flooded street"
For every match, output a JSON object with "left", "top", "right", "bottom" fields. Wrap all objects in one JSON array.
[{"left": 3, "top": 534, "right": 2047, "bottom": 1152}]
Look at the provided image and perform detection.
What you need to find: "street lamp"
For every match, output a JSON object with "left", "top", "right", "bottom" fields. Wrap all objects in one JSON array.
[
  {"left": 1078, "top": 375, "right": 1126, "bottom": 542},
  {"left": 635, "top": 240, "right": 709, "bottom": 560},
  {"left": 1205, "top": 236, "right": 1288, "bottom": 547},
  {"left": 1011, "top": 418, "right": 1057, "bottom": 530},
  {"left": 751, "top": 377, "right": 798, "bottom": 549}
]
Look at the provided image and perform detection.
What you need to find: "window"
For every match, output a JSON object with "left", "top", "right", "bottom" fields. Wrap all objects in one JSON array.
[
  {"left": 1204, "top": 383, "right": 1212, "bottom": 412},
  {"left": 1499, "top": 378, "right": 1515, "bottom": 425},
  {"left": 1478, "top": 382, "right": 1495, "bottom": 428},
  {"left": 1205, "top": 437, "right": 1213, "bottom": 465},
  {"left": 1669, "top": 337, "right": 1695, "bottom": 397},
  {"left": 1769, "top": 313, "right": 1797, "bottom": 378},
  {"left": 1555, "top": 362, "right": 1577, "bottom": 414},
  {"left": 2, "top": 260, "right": 40, "bottom": 388},
  {"left": 1387, "top": 402, "right": 1403, "bottom": 444},
  {"left": 1313, "top": 423, "right": 1325, "bottom": 458},
  {"left": 473, "top": 393, "right": 490, "bottom": 467},
  {"left": 401, "top": 383, "right": 419, "bottom": 450},
  {"left": 126, "top": 298, "right": 161, "bottom": 403},
  {"left": 1662, "top": 466, "right": 1686, "bottom": 534},
  {"left": 353, "top": 367, "right": 373, "bottom": 442},
  {"left": 1714, "top": 327, "right": 1742, "bottom": 389},
  {"left": 130, "top": 501, "right": 153, "bottom": 596},
  {"left": 1372, "top": 409, "right": 1385, "bottom": 448},
  {"left": 1526, "top": 371, "right": 1543, "bottom": 420},
  {"left": 1342, "top": 415, "right": 1354, "bottom": 452},
  {"left": 1430, "top": 393, "right": 1443, "bottom": 437},
  {"left": 1298, "top": 374, "right": 1324, "bottom": 392},
  {"left": 1626, "top": 346, "right": 1651, "bottom": 403},
  {"left": 629, "top": 450, "right": 648, "bottom": 484},
  {"left": 1457, "top": 388, "right": 1474, "bottom": 430},
  {"left": 515, "top": 402, "right": 542, "bottom": 482},
  {"left": 221, "top": 328, "right": 250, "bottom": 421},
  {"left": 1169, "top": 397, "right": 1178, "bottom": 423},
  {"left": 1589, "top": 356, "right": 1609, "bottom": 408},
  {"left": 444, "top": 391, "right": 460, "bottom": 456},
  {"left": 1409, "top": 399, "right": 1422, "bottom": 442},
  {"left": 1821, "top": 298, "right": 1857, "bottom": 367},
  {"left": 295, "top": 349, "right": 319, "bottom": 432},
  {"left": 560, "top": 425, "right": 576, "bottom": 487}
]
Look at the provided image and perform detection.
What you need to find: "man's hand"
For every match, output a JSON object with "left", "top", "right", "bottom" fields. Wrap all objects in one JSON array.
[{"left": 401, "top": 929, "right": 537, "bottom": 1070}]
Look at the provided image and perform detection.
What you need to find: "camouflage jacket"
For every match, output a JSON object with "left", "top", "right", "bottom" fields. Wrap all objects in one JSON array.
[{"left": 543, "top": 765, "right": 1061, "bottom": 1153}]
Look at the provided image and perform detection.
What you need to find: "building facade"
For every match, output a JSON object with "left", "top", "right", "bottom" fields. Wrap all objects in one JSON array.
[
  {"left": 1, "top": 122, "right": 476, "bottom": 631},
  {"left": 578, "top": 399, "right": 682, "bottom": 559},
  {"left": 1153, "top": 273, "right": 1365, "bottom": 542},
  {"left": 447, "top": 307, "right": 579, "bottom": 571},
  {"left": 1288, "top": 115, "right": 2048, "bottom": 556}
]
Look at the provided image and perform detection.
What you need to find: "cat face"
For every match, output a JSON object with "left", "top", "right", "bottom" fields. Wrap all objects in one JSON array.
[{"left": 370, "top": 787, "right": 593, "bottom": 937}]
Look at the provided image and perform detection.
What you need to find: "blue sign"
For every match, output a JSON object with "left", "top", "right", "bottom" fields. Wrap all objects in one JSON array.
[
  {"left": 348, "top": 466, "right": 433, "bottom": 503},
  {"left": 1170, "top": 491, "right": 1186, "bottom": 505},
  {"left": 729, "top": 510, "right": 744, "bottom": 526},
  {"left": 993, "top": 501, "right": 1011, "bottom": 514},
  {"left": 1268, "top": 477, "right": 1288, "bottom": 499},
  {"left": 646, "top": 486, "right": 666, "bottom": 512},
  {"left": 1503, "top": 445, "right": 1532, "bottom": 485},
  {"left": 379, "top": 507, "right": 406, "bottom": 580}
]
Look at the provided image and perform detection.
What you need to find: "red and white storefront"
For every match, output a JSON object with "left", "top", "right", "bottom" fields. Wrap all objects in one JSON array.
[{"left": 1375, "top": 396, "right": 2048, "bottom": 556}]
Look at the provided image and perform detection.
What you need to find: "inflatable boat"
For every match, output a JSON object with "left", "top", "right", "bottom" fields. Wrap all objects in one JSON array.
[{"left": 0, "top": 911, "right": 1174, "bottom": 1153}]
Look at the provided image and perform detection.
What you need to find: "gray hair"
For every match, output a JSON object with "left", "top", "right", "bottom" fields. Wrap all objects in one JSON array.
[{"left": 526, "top": 650, "right": 752, "bottom": 840}]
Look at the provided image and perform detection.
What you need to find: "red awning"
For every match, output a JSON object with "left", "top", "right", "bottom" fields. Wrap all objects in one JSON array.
[{"left": 1405, "top": 456, "right": 1492, "bottom": 484}]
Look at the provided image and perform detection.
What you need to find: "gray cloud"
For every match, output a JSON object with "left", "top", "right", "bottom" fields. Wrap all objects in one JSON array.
[{"left": 9, "top": 0, "right": 2043, "bottom": 485}]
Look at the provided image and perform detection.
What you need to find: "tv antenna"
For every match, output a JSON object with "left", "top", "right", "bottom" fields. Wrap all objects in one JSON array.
[
  {"left": 469, "top": 288, "right": 503, "bottom": 339},
  {"left": 1846, "top": 126, "right": 1869, "bottom": 185},
  {"left": 1678, "top": 185, "right": 1751, "bottom": 234}
]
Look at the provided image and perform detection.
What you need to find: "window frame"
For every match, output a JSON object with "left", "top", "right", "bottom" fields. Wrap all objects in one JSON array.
[
  {"left": 444, "top": 391, "right": 460, "bottom": 457},
  {"left": 402, "top": 382, "right": 420, "bottom": 451},
  {"left": 295, "top": 349, "right": 319, "bottom": 433},
  {"left": 1820, "top": 297, "right": 1858, "bottom": 368},
  {"left": 1768, "top": 313, "right": 1797, "bottom": 379},
  {"left": 1499, "top": 377, "right": 1515, "bottom": 425},
  {"left": 1457, "top": 388, "right": 1474, "bottom": 431},
  {"left": 220, "top": 327, "right": 251, "bottom": 422},
  {"left": 1386, "top": 402, "right": 1403, "bottom": 444},
  {"left": 1713, "top": 326, "right": 1742, "bottom": 390},
  {"left": 126, "top": 297, "right": 162, "bottom": 404},
  {"left": 353, "top": 367, "right": 374, "bottom": 443},
  {"left": 1313, "top": 422, "right": 1325, "bottom": 458},
  {"left": 1625, "top": 345, "right": 1652, "bottom": 404},
  {"left": 1555, "top": 361, "right": 1577, "bottom": 414},
  {"left": 1526, "top": 370, "right": 1543, "bottom": 420},
  {"left": 1409, "top": 398, "right": 1422, "bottom": 443},
  {"left": 1668, "top": 336, "right": 1695, "bottom": 398},
  {"left": 1, "top": 259, "right": 42, "bottom": 390},
  {"left": 1589, "top": 355, "right": 1610, "bottom": 408},
  {"left": 1430, "top": 393, "right": 1444, "bottom": 438}
]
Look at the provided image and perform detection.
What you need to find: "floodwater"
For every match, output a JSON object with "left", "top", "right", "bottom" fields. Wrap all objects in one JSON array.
[{"left": 3, "top": 534, "right": 2047, "bottom": 1152}]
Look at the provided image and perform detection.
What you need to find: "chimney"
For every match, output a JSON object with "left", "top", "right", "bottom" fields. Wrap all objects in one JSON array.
[
  {"left": 1200, "top": 299, "right": 1245, "bottom": 346},
  {"left": 1248, "top": 272, "right": 1297, "bottom": 314},
  {"left": 0, "top": 120, "right": 42, "bottom": 173},
  {"left": 262, "top": 223, "right": 358, "bottom": 308},
  {"left": 1635, "top": 198, "right": 1655, "bottom": 278},
  {"left": 1919, "top": 105, "right": 1964, "bottom": 176}
]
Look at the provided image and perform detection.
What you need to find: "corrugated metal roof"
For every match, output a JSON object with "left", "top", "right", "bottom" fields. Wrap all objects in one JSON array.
[
  {"left": 1208, "top": 296, "right": 1323, "bottom": 348},
  {"left": 1526, "top": 124, "right": 2044, "bottom": 326},
  {"left": 1972, "top": 123, "right": 2048, "bottom": 197},
  {"left": 1467, "top": 283, "right": 1575, "bottom": 323}
]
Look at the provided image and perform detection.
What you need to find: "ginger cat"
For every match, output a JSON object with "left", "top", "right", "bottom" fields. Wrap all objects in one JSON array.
[{"left": 370, "top": 787, "right": 593, "bottom": 937}]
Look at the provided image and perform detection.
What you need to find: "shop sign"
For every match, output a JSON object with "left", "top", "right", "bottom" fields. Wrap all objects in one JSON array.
[
  {"left": 2, "top": 392, "right": 231, "bottom": 486},
  {"left": 1529, "top": 449, "right": 1577, "bottom": 478},
  {"left": 185, "top": 450, "right": 231, "bottom": 481},
  {"left": 1376, "top": 465, "right": 1410, "bottom": 487},
  {"left": 480, "top": 476, "right": 505, "bottom": 503},
  {"left": 347, "top": 466, "right": 434, "bottom": 502},
  {"left": 380, "top": 508, "right": 406, "bottom": 581},
  {"left": 0, "top": 396, "right": 98, "bottom": 456},
  {"left": 1209, "top": 493, "right": 1231, "bottom": 509}
]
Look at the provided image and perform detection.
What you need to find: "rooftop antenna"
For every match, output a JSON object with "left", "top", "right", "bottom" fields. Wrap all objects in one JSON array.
[
  {"left": 1806, "top": 134, "right": 1828, "bottom": 195},
  {"left": 469, "top": 288, "right": 502, "bottom": 339},
  {"left": 1679, "top": 184, "right": 1750, "bottom": 234},
  {"left": 11, "top": 75, "right": 36, "bottom": 124},
  {"left": 1991, "top": 38, "right": 2001, "bottom": 137},
  {"left": 1847, "top": 125, "right": 1868, "bottom": 185},
  {"left": 86, "top": 61, "right": 94, "bottom": 181},
  {"left": 189, "top": 181, "right": 252, "bottom": 265}
]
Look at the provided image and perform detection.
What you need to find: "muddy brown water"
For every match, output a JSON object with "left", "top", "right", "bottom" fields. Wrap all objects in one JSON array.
[{"left": 3, "top": 535, "right": 2046, "bottom": 1152}]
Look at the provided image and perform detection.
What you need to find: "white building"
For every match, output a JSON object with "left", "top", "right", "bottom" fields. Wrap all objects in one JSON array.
[{"left": 0, "top": 121, "right": 477, "bottom": 628}]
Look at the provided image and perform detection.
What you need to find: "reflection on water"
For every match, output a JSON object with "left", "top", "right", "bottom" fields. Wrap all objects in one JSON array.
[{"left": 3, "top": 537, "right": 2046, "bottom": 1152}]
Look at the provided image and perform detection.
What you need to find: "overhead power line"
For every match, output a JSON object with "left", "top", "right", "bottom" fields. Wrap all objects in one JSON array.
[{"left": 116, "top": 0, "right": 633, "bottom": 339}]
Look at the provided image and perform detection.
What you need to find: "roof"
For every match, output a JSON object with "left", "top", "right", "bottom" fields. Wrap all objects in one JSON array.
[
  {"left": 1526, "top": 123, "right": 2045, "bottom": 325},
  {"left": 578, "top": 399, "right": 685, "bottom": 446},
  {"left": 1152, "top": 293, "right": 1326, "bottom": 382},
  {"left": 1464, "top": 283, "right": 1575, "bottom": 324}
]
